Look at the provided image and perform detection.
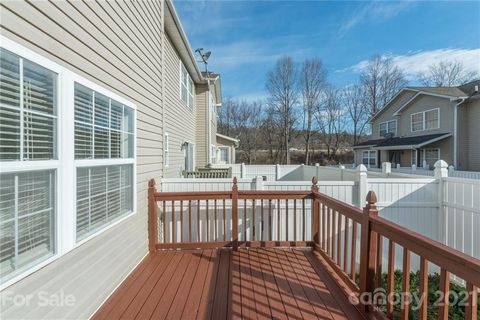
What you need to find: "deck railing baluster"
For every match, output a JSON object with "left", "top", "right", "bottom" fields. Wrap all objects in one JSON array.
[{"left": 146, "top": 178, "right": 480, "bottom": 320}]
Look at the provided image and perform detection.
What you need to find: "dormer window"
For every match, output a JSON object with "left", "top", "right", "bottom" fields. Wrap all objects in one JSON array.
[
  {"left": 379, "top": 120, "right": 396, "bottom": 137},
  {"left": 411, "top": 108, "right": 439, "bottom": 132}
]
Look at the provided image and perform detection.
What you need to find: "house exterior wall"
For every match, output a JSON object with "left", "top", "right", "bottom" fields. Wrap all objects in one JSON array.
[
  {"left": 217, "top": 135, "right": 237, "bottom": 164},
  {"left": 466, "top": 98, "right": 480, "bottom": 171},
  {"left": 372, "top": 89, "right": 417, "bottom": 139},
  {"left": 457, "top": 102, "right": 469, "bottom": 170},
  {"left": 0, "top": 1, "right": 163, "bottom": 318},
  {"left": 163, "top": 33, "right": 196, "bottom": 177},
  {"left": 397, "top": 95, "right": 454, "bottom": 137},
  {"left": 372, "top": 93, "right": 454, "bottom": 140}
]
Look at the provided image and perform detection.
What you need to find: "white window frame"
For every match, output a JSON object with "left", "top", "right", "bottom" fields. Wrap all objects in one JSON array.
[
  {"left": 423, "top": 148, "right": 440, "bottom": 169},
  {"left": 0, "top": 36, "right": 137, "bottom": 290},
  {"left": 379, "top": 120, "right": 397, "bottom": 137},
  {"left": 71, "top": 73, "right": 137, "bottom": 246},
  {"left": 362, "top": 150, "right": 377, "bottom": 168},
  {"left": 179, "top": 62, "right": 194, "bottom": 110},
  {"left": 210, "top": 144, "right": 217, "bottom": 164},
  {"left": 164, "top": 132, "right": 169, "bottom": 168},
  {"left": 218, "top": 146, "right": 230, "bottom": 164},
  {"left": 411, "top": 108, "right": 440, "bottom": 132}
]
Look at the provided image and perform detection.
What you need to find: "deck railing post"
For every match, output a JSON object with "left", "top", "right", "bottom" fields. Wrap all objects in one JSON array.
[
  {"left": 311, "top": 177, "right": 320, "bottom": 245},
  {"left": 232, "top": 177, "right": 239, "bottom": 250},
  {"left": 148, "top": 179, "right": 158, "bottom": 253},
  {"left": 359, "top": 191, "right": 378, "bottom": 313}
]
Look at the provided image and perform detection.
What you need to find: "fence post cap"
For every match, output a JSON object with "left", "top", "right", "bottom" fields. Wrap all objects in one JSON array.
[
  {"left": 434, "top": 160, "right": 448, "bottom": 169},
  {"left": 366, "top": 191, "right": 377, "bottom": 204},
  {"left": 357, "top": 164, "right": 367, "bottom": 172}
]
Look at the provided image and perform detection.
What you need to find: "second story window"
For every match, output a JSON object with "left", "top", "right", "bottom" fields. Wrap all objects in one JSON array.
[
  {"left": 379, "top": 120, "right": 396, "bottom": 137},
  {"left": 411, "top": 108, "right": 439, "bottom": 132},
  {"left": 180, "top": 63, "right": 194, "bottom": 110}
]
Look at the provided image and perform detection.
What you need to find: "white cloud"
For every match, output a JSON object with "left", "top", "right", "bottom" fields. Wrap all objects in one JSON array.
[
  {"left": 347, "top": 48, "right": 480, "bottom": 79},
  {"left": 339, "top": 1, "right": 415, "bottom": 36}
]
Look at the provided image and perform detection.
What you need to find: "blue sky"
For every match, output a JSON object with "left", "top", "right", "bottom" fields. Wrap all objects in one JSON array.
[{"left": 175, "top": 0, "right": 480, "bottom": 101}]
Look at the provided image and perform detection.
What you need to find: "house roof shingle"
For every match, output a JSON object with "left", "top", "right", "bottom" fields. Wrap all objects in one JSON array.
[{"left": 354, "top": 133, "right": 451, "bottom": 149}]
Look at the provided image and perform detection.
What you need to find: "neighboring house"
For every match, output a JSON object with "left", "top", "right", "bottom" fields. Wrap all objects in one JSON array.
[
  {"left": 353, "top": 81, "right": 480, "bottom": 171},
  {"left": 216, "top": 133, "right": 239, "bottom": 164},
  {"left": 0, "top": 0, "right": 235, "bottom": 318},
  {"left": 162, "top": 10, "right": 237, "bottom": 177}
]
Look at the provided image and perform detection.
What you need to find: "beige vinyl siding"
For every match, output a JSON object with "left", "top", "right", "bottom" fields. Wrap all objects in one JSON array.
[
  {"left": 195, "top": 84, "right": 208, "bottom": 167},
  {"left": 163, "top": 34, "right": 195, "bottom": 178},
  {"left": 466, "top": 99, "right": 480, "bottom": 170},
  {"left": 372, "top": 90, "right": 417, "bottom": 139},
  {"left": 457, "top": 101, "right": 469, "bottom": 170},
  {"left": 0, "top": 0, "right": 163, "bottom": 318},
  {"left": 399, "top": 95, "right": 454, "bottom": 137}
]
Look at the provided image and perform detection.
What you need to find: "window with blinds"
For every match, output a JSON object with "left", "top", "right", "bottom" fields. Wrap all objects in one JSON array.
[
  {"left": 0, "top": 47, "right": 57, "bottom": 284},
  {"left": 1, "top": 39, "right": 136, "bottom": 286},
  {"left": 74, "top": 83, "right": 134, "bottom": 159},
  {"left": 0, "top": 170, "right": 56, "bottom": 281},
  {"left": 74, "top": 82, "right": 135, "bottom": 241},
  {"left": 76, "top": 165, "right": 133, "bottom": 241},
  {"left": 0, "top": 48, "right": 57, "bottom": 161}
]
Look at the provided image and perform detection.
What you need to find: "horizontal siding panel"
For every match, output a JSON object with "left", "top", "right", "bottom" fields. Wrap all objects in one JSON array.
[
  {"left": 0, "top": 0, "right": 164, "bottom": 319},
  {"left": 1, "top": 3, "right": 163, "bottom": 109}
]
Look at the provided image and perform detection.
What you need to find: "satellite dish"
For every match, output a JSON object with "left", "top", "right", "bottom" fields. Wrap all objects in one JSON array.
[{"left": 202, "top": 51, "right": 211, "bottom": 63}]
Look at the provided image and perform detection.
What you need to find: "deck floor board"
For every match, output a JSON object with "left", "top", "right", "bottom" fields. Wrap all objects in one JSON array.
[{"left": 92, "top": 248, "right": 365, "bottom": 320}]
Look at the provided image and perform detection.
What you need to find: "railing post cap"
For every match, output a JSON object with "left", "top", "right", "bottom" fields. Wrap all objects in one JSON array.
[
  {"left": 148, "top": 179, "right": 156, "bottom": 188},
  {"left": 434, "top": 160, "right": 448, "bottom": 169},
  {"left": 366, "top": 191, "right": 377, "bottom": 205}
]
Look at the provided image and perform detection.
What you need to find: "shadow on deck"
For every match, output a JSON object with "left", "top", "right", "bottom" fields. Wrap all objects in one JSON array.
[{"left": 92, "top": 248, "right": 364, "bottom": 320}]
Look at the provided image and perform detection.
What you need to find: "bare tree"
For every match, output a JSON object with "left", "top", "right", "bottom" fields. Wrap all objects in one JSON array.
[
  {"left": 361, "top": 55, "right": 407, "bottom": 116},
  {"left": 419, "top": 60, "right": 479, "bottom": 87},
  {"left": 343, "top": 83, "right": 368, "bottom": 145},
  {"left": 299, "top": 58, "right": 327, "bottom": 165},
  {"left": 236, "top": 100, "right": 263, "bottom": 164},
  {"left": 316, "top": 86, "right": 345, "bottom": 160},
  {"left": 218, "top": 98, "right": 237, "bottom": 136},
  {"left": 260, "top": 110, "right": 281, "bottom": 164},
  {"left": 265, "top": 56, "right": 298, "bottom": 164}
]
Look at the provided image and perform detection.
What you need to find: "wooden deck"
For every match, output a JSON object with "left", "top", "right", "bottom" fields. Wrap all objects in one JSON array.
[{"left": 93, "top": 248, "right": 364, "bottom": 320}]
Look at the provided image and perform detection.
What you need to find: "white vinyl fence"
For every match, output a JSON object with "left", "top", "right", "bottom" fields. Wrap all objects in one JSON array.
[
  {"left": 163, "top": 161, "right": 480, "bottom": 261},
  {"left": 442, "top": 177, "right": 480, "bottom": 259}
]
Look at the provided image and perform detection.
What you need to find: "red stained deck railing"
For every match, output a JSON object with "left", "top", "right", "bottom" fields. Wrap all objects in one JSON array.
[{"left": 148, "top": 177, "right": 480, "bottom": 320}]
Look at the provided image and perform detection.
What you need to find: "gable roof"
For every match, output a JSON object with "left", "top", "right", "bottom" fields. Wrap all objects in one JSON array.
[
  {"left": 370, "top": 83, "right": 474, "bottom": 121},
  {"left": 406, "top": 86, "right": 467, "bottom": 97}
]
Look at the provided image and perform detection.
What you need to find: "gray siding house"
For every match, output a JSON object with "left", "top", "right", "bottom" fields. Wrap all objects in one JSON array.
[
  {"left": 353, "top": 81, "right": 480, "bottom": 171},
  {"left": 0, "top": 0, "right": 235, "bottom": 318}
]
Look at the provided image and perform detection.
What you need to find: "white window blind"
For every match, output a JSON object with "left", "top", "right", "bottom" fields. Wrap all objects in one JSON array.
[
  {"left": 76, "top": 164, "right": 133, "bottom": 241},
  {"left": 0, "top": 170, "right": 56, "bottom": 281},
  {"left": 0, "top": 48, "right": 57, "bottom": 161},
  {"left": 74, "top": 83, "right": 134, "bottom": 160},
  {"left": 0, "top": 46, "right": 57, "bottom": 285},
  {"left": 74, "top": 82, "right": 135, "bottom": 242}
]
